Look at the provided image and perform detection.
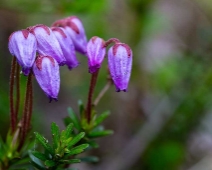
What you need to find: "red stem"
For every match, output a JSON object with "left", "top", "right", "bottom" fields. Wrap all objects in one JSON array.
[
  {"left": 14, "top": 64, "right": 20, "bottom": 127},
  {"left": 104, "top": 38, "right": 121, "bottom": 47},
  {"left": 9, "top": 57, "right": 17, "bottom": 133},
  {"left": 86, "top": 70, "right": 99, "bottom": 123}
]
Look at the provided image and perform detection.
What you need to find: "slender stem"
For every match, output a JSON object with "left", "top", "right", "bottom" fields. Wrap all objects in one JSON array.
[
  {"left": 19, "top": 73, "right": 32, "bottom": 149},
  {"left": 104, "top": 38, "right": 121, "bottom": 47},
  {"left": 9, "top": 57, "right": 17, "bottom": 133},
  {"left": 14, "top": 64, "right": 20, "bottom": 126},
  {"left": 93, "top": 81, "right": 112, "bottom": 106},
  {"left": 86, "top": 70, "right": 99, "bottom": 123}
]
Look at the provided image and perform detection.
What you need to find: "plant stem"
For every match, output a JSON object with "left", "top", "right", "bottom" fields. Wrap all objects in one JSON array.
[
  {"left": 86, "top": 70, "right": 99, "bottom": 123},
  {"left": 93, "top": 81, "right": 112, "bottom": 106},
  {"left": 9, "top": 57, "right": 17, "bottom": 133},
  {"left": 104, "top": 38, "right": 121, "bottom": 47},
  {"left": 15, "top": 64, "right": 20, "bottom": 127},
  {"left": 19, "top": 72, "right": 32, "bottom": 149}
]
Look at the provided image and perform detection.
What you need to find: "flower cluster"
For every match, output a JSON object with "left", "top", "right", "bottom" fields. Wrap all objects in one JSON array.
[
  {"left": 8, "top": 16, "right": 132, "bottom": 101},
  {"left": 86, "top": 37, "right": 133, "bottom": 92}
]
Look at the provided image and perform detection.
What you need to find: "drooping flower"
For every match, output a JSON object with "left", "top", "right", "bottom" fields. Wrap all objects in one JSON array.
[
  {"left": 52, "top": 16, "right": 87, "bottom": 55},
  {"left": 87, "top": 36, "right": 106, "bottom": 73},
  {"left": 8, "top": 29, "right": 37, "bottom": 76},
  {"left": 33, "top": 54, "right": 60, "bottom": 101},
  {"left": 51, "top": 27, "right": 79, "bottom": 70},
  {"left": 29, "top": 24, "right": 66, "bottom": 66},
  {"left": 108, "top": 43, "right": 133, "bottom": 92}
]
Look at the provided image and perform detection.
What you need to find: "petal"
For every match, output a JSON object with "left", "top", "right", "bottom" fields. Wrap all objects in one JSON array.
[
  {"left": 108, "top": 43, "right": 132, "bottom": 92},
  {"left": 64, "top": 16, "right": 87, "bottom": 55},
  {"left": 51, "top": 27, "right": 79, "bottom": 70},
  {"left": 30, "top": 25, "right": 66, "bottom": 66},
  {"left": 33, "top": 55, "right": 60, "bottom": 101},
  {"left": 8, "top": 30, "right": 37, "bottom": 75},
  {"left": 87, "top": 36, "right": 106, "bottom": 73}
]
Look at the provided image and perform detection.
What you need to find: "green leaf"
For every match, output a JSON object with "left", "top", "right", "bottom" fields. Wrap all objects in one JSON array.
[
  {"left": 65, "top": 123, "right": 74, "bottom": 139},
  {"left": 45, "top": 160, "right": 56, "bottom": 167},
  {"left": 66, "top": 144, "right": 89, "bottom": 156},
  {"left": 51, "top": 122, "right": 60, "bottom": 150},
  {"left": 67, "top": 107, "right": 81, "bottom": 130},
  {"left": 60, "top": 130, "right": 67, "bottom": 142},
  {"left": 94, "top": 111, "right": 110, "bottom": 127},
  {"left": 88, "top": 130, "right": 114, "bottom": 138},
  {"left": 31, "top": 151, "right": 48, "bottom": 161},
  {"left": 59, "top": 159, "right": 81, "bottom": 164},
  {"left": 34, "top": 132, "right": 54, "bottom": 155},
  {"left": 29, "top": 150, "right": 45, "bottom": 169},
  {"left": 67, "top": 132, "right": 85, "bottom": 148},
  {"left": 79, "top": 156, "right": 99, "bottom": 163}
]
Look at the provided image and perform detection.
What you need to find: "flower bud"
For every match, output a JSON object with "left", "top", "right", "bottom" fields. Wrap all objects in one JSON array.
[
  {"left": 33, "top": 54, "right": 60, "bottom": 101},
  {"left": 8, "top": 29, "right": 37, "bottom": 75},
  {"left": 87, "top": 36, "right": 106, "bottom": 73},
  {"left": 108, "top": 43, "right": 132, "bottom": 92},
  {"left": 51, "top": 27, "right": 79, "bottom": 70},
  {"left": 29, "top": 25, "right": 66, "bottom": 66},
  {"left": 53, "top": 16, "right": 87, "bottom": 55}
]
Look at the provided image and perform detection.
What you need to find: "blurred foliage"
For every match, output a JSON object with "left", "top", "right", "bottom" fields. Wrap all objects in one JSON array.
[
  {"left": 1, "top": 0, "right": 212, "bottom": 170},
  {"left": 139, "top": 55, "right": 212, "bottom": 169},
  {"left": 0, "top": 0, "right": 107, "bottom": 14}
]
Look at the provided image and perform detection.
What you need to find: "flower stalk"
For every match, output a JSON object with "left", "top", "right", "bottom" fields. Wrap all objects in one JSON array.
[
  {"left": 15, "top": 64, "right": 20, "bottom": 127},
  {"left": 86, "top": 70, "right": 99, "bottom": 123},
  {"left": 9, "top": 57, "right": 17, "bottom": 133},
  {"left": 104, "top": 38, "right": 120, "bottom": 47}
]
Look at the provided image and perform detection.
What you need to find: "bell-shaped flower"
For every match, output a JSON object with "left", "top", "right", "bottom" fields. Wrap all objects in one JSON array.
[
  {"left": 33, "top": 54, "right": 60, "bottom": 102},
  {"left": 52, "top": 16, "right": 87, "bottom": 55},
  {"left": 87, "top": 36, "right": 106, "bottom": 73},
  {"left": 51, "top": 27, "right": 79, "bottom": 70},
  {"left": 108, "top": 43, "right": 133, "bottom": 92},
  {"left": 8, "top": 29, "right": 37, "bottom": 76},
  {"left": 29, "top": 24, "right": 66, "bottom": 66}
]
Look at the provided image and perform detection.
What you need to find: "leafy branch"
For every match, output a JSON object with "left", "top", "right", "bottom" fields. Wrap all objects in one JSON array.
[{"left": 30, "top": 122, "right": 89, "bottom": 170}]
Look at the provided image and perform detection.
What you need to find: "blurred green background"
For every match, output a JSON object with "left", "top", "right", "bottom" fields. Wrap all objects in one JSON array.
[{"left": 1, "top": 0, "right": 212, "bottom": 169}]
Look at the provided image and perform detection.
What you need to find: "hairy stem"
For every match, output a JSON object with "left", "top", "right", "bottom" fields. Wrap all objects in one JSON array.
[
  {"left": 15, "top": 64, "right": 20, "bottom": 127},
  {"left": 9, "top": 57, "right": 17, "bottom": 133},
  {"left": 104, "top": 38, "right": 121, "bottom": 47},
  {"left": 86, "top": 70, "right": 99, "bottom": 123}
]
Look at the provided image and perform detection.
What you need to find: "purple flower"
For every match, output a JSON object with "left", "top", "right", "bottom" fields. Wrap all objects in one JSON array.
[
  {"left": 33, "top": 54, "right": 60, "bottom": 102},
  {"left": 51, "top": 27, "right": 79, "bottom": 70},
  {"left": 8, "top": 29, "right": 37, "bottom": 76},
  {"left": 52, "top": 16, "right": 87, "bottom": 55},
  {"left": 87, "top": 36, "right": 106, "bottom": 73},
  {"left": 29, "top": 24, "right": 66, "bottom": 66},
  {"left": 108, "top": 43, "right": 133, "bottom": 92}
]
